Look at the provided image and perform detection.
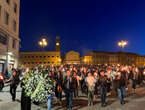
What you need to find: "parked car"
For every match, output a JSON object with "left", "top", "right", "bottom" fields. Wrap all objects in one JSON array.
[{"left": 0, "top": 73, "right": 4, "bottom": 91}]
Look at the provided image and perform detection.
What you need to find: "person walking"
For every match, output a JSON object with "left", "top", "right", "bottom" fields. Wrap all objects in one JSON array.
[
  {"left": 116, "top": 71, "right": 126, "bottom": 105},
  {"left": 63, "top": 71, "right": 73, "bottom": 110},
  {"left": 9, "top": 69, "right": 20, "bottom": 101}
]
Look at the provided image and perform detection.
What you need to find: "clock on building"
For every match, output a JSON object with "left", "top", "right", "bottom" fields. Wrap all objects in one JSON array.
[{"left": 56, "top": 42, "right": 59, "bottom": 46}]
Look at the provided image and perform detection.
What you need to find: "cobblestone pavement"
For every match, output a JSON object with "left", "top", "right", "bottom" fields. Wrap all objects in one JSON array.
[{"left": 0, "top": 85, "right": 145, "bottom": 110}]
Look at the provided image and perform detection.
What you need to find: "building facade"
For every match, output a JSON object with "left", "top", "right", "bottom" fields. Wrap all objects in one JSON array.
[
  {"left": 136, "top": 56, "right": 145, "bottom": 66},
  {"left": 19, "top": 51, "right": 61, "bottom": 68},
  {"left": 64, "top": 51, "right": 80, "bottom": 64},
  {"left": 82, "top": 56, "right": 93, "bottom": 64},
  {"left": 87, "top": 51, "right": 145, "bottom": 66},
  {"left": 0, "top": 0, "right": 20, "bottom": 73}
]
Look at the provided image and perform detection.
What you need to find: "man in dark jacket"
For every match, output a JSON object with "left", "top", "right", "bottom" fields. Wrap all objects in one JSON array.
[
  {"left": 9, "top": 69, "right": 20, "bottom": 101},
  {"left": 99, "top": 71, "right": 107, "bottom": 107},
  {"left": 63, "top": 71, "right": 73, "bottom": 110},
  {"left": 116, "top": 71, "right": 126, "bottom": 105}
]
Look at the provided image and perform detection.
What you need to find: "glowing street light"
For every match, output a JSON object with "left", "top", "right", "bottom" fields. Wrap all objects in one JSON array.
[
  {"left": 118, "top": 40, "right": 128, "bottom": 52},
  {"left": 38, "top": 38, "right": 48, "bottom": 49},
  {"left": 38, "top": 37, "right": 48, "bottom": 66}
]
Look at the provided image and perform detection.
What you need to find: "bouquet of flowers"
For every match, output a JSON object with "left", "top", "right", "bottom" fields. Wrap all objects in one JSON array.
[{"left": 23, "top": 69, "right": 54, "bottom": 102}]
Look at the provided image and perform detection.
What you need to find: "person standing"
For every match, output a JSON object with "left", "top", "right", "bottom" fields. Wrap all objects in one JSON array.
[
  {"left": 132, "top": 67, "right": 138, "bottom": 93},
  {"left": 9, "top": 69, "right": 20, "bottom": 101},
  {"left": 55, "top": 71, "right": 63, "bottom": 105},
  {"left": 63, "top": 71, "right": 73, "bottom": 110},
  {"left": 116, "top": 71, "right": 126, "bottom": 105},
  {"left": 99, "top": 71, "right": 107, "bottom": 107},
  {"left": 85, "top": 72, "right": 96, "bottom": 106}
]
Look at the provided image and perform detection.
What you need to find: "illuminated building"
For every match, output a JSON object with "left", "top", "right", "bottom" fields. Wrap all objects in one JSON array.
[
  {"left": 0, "top": 0, "right": 20, "bottom": 73},
  {"left": 136, "top": 56, "right": 145, "bottom": 66},
  {"left": 65, "top": 51, "right": 80, "bottom": 64},
  {"left": 82, "top": 56, "right": 92, "bottom": 64},
  {"left": 19, "top": 37, "right": 61, "bottom": 68},
  {"left": 19, "top": 51, "right": 61, "bottom": 67},
  {"left": 87, "top": 51, "right": 145, "bottom": 66}
]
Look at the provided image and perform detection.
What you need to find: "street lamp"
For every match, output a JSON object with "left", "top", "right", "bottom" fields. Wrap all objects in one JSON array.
[
  {"left": 38, "top": 38, "right": 48, "bottom": 66},
  {"left": 118, "top": 40, "right": 128, "bottom": 52},
  {"left": 39, "top": 38, "right": 48, "bottom": 49},
  {"left": 118, "top": 40, "right": 128, "bottom": 65}
]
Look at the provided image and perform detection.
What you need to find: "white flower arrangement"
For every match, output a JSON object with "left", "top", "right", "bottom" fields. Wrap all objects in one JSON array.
[{"left": 22, "top": 70, "right": 54, "bottom": 102}]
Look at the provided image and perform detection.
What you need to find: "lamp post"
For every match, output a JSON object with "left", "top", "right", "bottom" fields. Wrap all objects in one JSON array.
[
  {"left": 39, "top": 38, "right": 48, "bottom": 49},
  {"left": 38, "top": 38, "right": 48, "bottom": 66},
  {"left": 118, "top": 40, "right": 128, "bottom": 52},
  {"left": 118, "top": 40, "right": 128, "bottom": 65}
]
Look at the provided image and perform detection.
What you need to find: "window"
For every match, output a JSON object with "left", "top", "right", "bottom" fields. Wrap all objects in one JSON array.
[
  {"left": 0, "top": 5, "right": 1, "bottom": 19},
  {"left": 48, "top": 56, "right": 50, "bottom": 58},
  {"left": 6, "top": 0, "right": 10, "bottom": 4},
  {"left": 0, "top": 34, "right": 7, "bottom": 45},
  {"left": 40, "top": 56, "right": 42, "bottom": 58},
  {"left": 52, "top": 56, "right": 54, "bottom": 58},
  {"left": 13, "top": 20, "right": 16, "bottom": 32},
  {"left": 14, "top": 3, "right": 17, "bottom": 13},
  {"left": 48, "top": 62, "right": 50, "bottom": 64},
  {"left": 43, "top": 56, "right": 46, "bottom": 58},
  {"left": 31, "top": 56, "right": 34, "bottom": 58},
  {"left": 12, "top": 39, "right": 16, "bottom": 48},
  {"left": 5, "top": 12, "right": 9, "bottom": 25}
]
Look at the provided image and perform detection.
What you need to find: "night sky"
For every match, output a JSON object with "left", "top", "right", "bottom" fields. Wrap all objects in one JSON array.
[{"left": 20, "top": 0, "right": 145, "bottom": 56}]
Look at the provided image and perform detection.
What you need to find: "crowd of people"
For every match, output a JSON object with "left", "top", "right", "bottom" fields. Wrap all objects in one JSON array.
[{"left": 7, "top": 64, "right": 145, "bottom": 110}]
